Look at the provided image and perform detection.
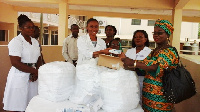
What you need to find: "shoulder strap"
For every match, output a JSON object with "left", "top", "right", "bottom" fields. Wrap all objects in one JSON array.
[
  {"left": 151, "top": 45, "right": 171, "bottom": 57},
  {"left": 171, "top": 47, "right": 180, "bottom": 60}
]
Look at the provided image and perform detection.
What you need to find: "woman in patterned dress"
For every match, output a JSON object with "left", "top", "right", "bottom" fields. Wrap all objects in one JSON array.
[{"left": 122, "top": 19, "right": 179, "bottom": 112}]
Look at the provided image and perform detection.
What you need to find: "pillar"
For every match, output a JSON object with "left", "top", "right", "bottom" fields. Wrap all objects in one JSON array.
[
  {"left": 171, "top": 9, "right": 182, "bottom": 52},
  {"left": 58, "top": 2, "right": 69, "bottom": 46}
]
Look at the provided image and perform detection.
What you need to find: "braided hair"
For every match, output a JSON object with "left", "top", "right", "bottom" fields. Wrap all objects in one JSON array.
[{"left": 17, "top": 14, "right": 32, "bottom": 28}]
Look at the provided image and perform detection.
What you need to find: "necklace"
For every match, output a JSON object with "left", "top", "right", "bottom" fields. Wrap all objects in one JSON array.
[{"left": 151, "top": 44, "right": 170, "bottom": 57}]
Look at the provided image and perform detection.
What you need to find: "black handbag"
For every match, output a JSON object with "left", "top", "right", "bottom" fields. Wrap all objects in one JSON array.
[{"left": 163, "top": 47, "right": 196, "bottom": 104}]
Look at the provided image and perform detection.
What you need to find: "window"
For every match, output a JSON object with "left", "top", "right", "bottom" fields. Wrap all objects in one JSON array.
[
  {"left": 51, "top": 30, "right": 58, "bottom": 45},
  {"left": 43, "top": 34, "right": 49, "bottom": 45},
  {"left": 131, "top": 19, "right": 141, "bottom": 25},
  {"left": 0, "top": 30, "right": 9, "bottom": 42},
  {"left": 148, "top": 20, "right": 156, "bottom": 26},
  {"left": 43, "top": 27, "right": 49, "bottom": 45},
  {"left": 0, "top": 30, "right": 6, "bottom": 41}
]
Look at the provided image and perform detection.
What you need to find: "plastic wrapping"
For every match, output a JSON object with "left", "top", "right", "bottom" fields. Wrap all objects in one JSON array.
[
  {"left": 100, "top": 69, "right": 140, "bottom": 112},
  {"left": 38, "top": 61, "right": 75, "bottom": 102},
  {"left": 69, "top": 59, "right": 102, "bottom": 105}
]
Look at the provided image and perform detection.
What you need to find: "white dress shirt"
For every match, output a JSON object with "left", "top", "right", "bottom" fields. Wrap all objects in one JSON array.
[
  {"left": 77, "top": 34, "right": 106, "bottom": 65},
  {"left": 62, "top": 35, "right": 79, "bottom": 64},
  {"left": 125, "top": 46, "right": 152, "bottom": 60}
]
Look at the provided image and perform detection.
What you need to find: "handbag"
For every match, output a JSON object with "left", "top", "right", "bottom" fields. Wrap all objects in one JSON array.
[{"left": 163, "top": 47, "right": 196, "bottom": 104}]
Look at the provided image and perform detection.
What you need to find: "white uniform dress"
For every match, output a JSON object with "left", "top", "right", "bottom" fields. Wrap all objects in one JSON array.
[
  {"left": 77, "top": 34, "right": 106, "bottom": 65},
  {"left": 125, "top": 46, "right": 151, "bottom": 104},
  {"left": 3, "top": 33, "right": 41, "bottom": 111}
]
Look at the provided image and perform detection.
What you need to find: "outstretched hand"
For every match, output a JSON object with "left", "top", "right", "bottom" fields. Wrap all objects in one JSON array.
[{"left": 121, "top": 57, "right": 135, "bottom": 70}]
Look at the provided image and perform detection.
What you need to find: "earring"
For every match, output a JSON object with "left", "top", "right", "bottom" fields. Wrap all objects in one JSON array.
[{"left": 167, "top": 38, "right": 170, "bottom": 43}]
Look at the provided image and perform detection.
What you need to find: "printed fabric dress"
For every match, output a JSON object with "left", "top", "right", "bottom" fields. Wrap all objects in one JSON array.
[{"left": 142, "top": 47, "right": 179, "bottom": 112}]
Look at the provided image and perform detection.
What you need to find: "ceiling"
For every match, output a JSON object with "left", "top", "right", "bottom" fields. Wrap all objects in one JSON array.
[{"left": 0, "top": 0, "right": 200, "bottom": 20}]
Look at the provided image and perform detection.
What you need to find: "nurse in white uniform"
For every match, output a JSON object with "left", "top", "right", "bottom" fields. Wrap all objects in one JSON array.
[
  {"left": 3, "top": 14, "right": 42, "bottom": 112},
  {"left": 125, "top": 30, "right": 151, "bottom": 104},
  {"left": 77, "top": 18, "right": 110, "bottom": 65}
]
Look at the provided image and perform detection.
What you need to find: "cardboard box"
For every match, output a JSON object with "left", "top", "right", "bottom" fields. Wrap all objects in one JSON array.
[{"left": 97, "top": 54, "right": 124, "bottom": 70}]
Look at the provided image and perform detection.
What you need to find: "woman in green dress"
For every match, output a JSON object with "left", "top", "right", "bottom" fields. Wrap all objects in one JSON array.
[{"left": 122, "top": 19, "right": 179, "bottom": 112}]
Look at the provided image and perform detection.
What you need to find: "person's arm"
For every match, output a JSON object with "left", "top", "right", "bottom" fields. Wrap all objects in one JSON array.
[
  {"left": 121, "top": 57, "right": 158, "bottom": 72},
  {"left": 136, "top": 62, "right": 158, "bottom": 71},
  {"left": 10, "top": 56, "right": 38, "bottom": 75},
  {"left": 93, "top": 48, "right": 112, "bottom": 58},
  {"left": 62, "top": 38, "right": 73, "bottom": 63}
]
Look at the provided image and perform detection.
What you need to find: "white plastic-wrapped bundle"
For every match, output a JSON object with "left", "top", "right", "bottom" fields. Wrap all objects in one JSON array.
[
  {"left": 100, "top": 68, "right": 140, "bottom": 112},
  {"left": 69, "top": 59, "right": 104, "bottom": 105},
  {"left": 38, "top": 61, "right": 75, "bottom": 102}
]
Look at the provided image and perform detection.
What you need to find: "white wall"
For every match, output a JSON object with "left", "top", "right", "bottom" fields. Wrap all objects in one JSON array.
[
  {"left": 180, "top": 22, "right": 199, "bottom": 42},
  {"left": 94, "top": 16, "right": 199, "bottom": 43}
]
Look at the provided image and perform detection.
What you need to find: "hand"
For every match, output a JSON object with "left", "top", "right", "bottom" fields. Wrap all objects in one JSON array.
[
  {"left": 29, "top": 69, "right": 38, "bottom": 82},
  {"left": 29, "top": 73, "right": 38, "bottom": 82},
  {"left": 119, "top": 52, "right": 126, "bottom": 58},
  {"left": 121, "top": 57, "right": 135, "bottom": 69},
  {"left": 100, "top": 48, "right": 112, "bottom": 55}
]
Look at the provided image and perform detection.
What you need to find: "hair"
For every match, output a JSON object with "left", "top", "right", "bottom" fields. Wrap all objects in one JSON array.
[
  {"left": 109, "top": 38, "right": 121, "bottom": 48},
  {"left": 86, "top": 18, "right": 99, "bottom": 26},
  {"left": 33, "top": 26, "right": 40, "bottom": 39},
  {"left": 86, "top": 18, "right": 99, "bottom": 33},
  {"left": 17, "top": 14, "right": 32, "bottom": 28},
  {"left": 105, "top": 25, "right": 117, "bottom": 36},
  {"left": 71, "top": 24, "right": 79, "bottom": 29},
  {"left": 132, "top": 30, "right": 150, "bottom": 47}
]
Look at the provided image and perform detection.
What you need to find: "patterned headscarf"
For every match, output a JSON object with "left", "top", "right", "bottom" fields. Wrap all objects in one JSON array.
[{"left": 155, "top": 19, "right": 174, "bottom": 35}]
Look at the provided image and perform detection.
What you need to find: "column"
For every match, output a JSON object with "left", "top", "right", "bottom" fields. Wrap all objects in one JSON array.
[
  {"left": 58, "top": 2, "right": 69, "bottom": 46},
  {"left": 171, "top": 9, "right": 182, "bottom": 52}
]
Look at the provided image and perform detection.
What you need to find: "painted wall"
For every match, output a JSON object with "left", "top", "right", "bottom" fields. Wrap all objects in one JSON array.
[
  {"left": 181, "top": 22, "right": 199, "bottom": 41},
  {"left": 0, "top": 2, "right": 18, "bottom": 41},
  {"left": 94, "top": 16, "right": 199, "bottom": 43}
]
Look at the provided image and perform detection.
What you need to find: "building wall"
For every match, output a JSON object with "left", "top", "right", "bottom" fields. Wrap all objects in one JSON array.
[
  {"left": 94, "top": 16, "right": 199, "bottom": 43},
  {"left": 181, "top": 22, "right": 199, "bottom": 41},
  {"left": 0, "top": 2, "right": 18, "bottom": 41}
]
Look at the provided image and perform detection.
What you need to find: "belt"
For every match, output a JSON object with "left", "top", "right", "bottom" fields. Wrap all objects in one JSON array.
[
  {"left": 24, "top": 63, "right": 36, "bottom": 68},
  {"left": 72, "top": 60, "right": 77, "bottom": 63}
]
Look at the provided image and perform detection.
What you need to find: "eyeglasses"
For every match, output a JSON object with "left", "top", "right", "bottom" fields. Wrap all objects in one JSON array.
[
  {"left": 24, "top": 26, "right": 35, "bottom": 30},
  {"left": 152, "top": 32, "right": 165, "bottom": 35},
  {"left": 110, "top": 43, "right": 120, "bottom": 46}
]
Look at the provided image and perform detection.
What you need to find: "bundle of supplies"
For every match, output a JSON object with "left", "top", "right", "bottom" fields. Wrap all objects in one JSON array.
[
  {"left": 100, "top": 68, "right": 140, "bottom": 112},
  {"left": 38, "top": 61, "right": 75, "bottom": 102},
  {"left": 69, "top": 59, "right": 104, "bottom": 112}
]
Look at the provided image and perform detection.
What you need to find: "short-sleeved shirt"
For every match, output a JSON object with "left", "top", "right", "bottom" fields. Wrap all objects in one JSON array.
[
  {"left": 3, "top": 33, "right": 41, "bottom": 111},
  {"left": 8, "top": 33, "right": 41, "bottom": 63}
]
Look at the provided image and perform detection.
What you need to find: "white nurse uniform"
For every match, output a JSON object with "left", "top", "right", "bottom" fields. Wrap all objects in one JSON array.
[{"left": 3, "top": 33, "right": 41, "bottom": 111}]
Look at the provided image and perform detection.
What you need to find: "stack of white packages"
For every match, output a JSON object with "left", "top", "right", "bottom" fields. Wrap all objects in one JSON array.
[
  {"left": 38, "top": 61, "right": 75, "bottom": 102},
  {"left": 69, "top": 59, "right": 102, "bottom": 104},
  {"left": 100, "top": 68, "right": 140, "bottom": 112}
]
